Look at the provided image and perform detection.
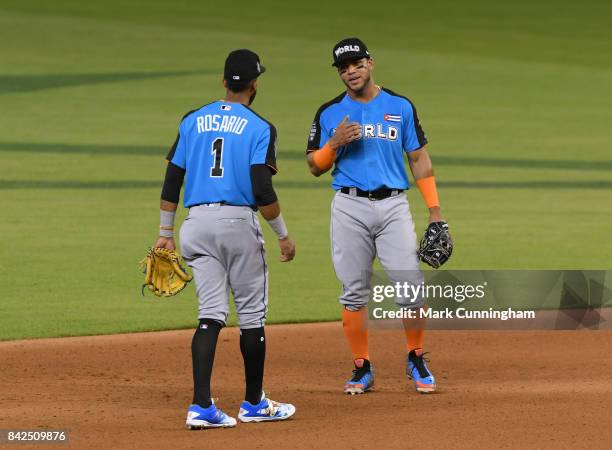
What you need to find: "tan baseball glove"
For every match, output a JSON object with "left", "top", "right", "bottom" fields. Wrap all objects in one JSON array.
[{"left": 140, "top": 247, "right": 192, "bottom": 297}]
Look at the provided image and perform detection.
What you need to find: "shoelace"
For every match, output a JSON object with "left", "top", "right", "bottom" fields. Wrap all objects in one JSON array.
[
  {"left": 410, "top": 352, "right": 431, "bottom": 378},
  {"left": 350, "top": 365, "right": 370, "bottom": 382}
]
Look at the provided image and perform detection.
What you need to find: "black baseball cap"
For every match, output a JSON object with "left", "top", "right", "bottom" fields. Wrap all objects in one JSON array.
[
  {"left": 224, "top": 49, "right": 266, "bottom": 84},
  {"left": 331, "top": 38, "right": 370, "bottom": 67}
]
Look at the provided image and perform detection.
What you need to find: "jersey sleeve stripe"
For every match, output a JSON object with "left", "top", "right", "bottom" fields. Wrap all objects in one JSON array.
[
  {"left": 166, "top": 132, "right": 180, "bottom": 161},
  {"left": 306, "top": 92, "right": 346, "bottom": 152},
  {"left": 382, "top": 87, "right": 428, "bottom": 148},
  {"left": 265, "top": 125, "right": 278, "bottom": 174},
  {"left": 241, "top": 105, "right": 279, "bottom": 174},
  {"left": 409, "top": 102, "right": 428, "bottom": 148}
]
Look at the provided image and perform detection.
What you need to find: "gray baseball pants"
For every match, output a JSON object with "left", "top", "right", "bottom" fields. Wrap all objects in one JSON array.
[
  {"left": 331, "top": 191, "right": 424, "bottom": 310},
  {"left": 179, "top": 203, "right": 268, "bottom": 329}
]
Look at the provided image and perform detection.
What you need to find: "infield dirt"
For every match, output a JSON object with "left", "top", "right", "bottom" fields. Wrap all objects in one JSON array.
[{"left": 1, "top": 323, "right": 611, "bottom": 449}]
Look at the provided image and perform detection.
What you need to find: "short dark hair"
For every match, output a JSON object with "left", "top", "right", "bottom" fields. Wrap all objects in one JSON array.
[{"left": 227, "top": 79, "right": 251, "bottom": 93}]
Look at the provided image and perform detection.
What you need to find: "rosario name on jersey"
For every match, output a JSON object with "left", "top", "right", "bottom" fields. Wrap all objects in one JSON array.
[
  {"left": 167, "top": 101, "right": 277, "bottom": 208},
  {"left": 307, "top": 88, "right": 427, "bottom": 192}
]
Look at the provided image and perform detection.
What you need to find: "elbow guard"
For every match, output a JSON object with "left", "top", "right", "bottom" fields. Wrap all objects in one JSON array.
[
  {"left": 161, "top": 162, "right": 186, "bottom": 203},
  {"left": 251, "top": 164, "right": 278, "bottom": 206}
]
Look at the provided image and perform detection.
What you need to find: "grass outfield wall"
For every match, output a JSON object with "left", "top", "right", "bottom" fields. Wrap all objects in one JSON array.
[{"left": 1, "top": 0, "right": 611, "bottom": 340}]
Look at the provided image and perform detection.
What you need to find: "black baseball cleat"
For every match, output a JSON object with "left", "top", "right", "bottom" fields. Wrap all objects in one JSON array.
[
  {"left": 407, "top": 349, "right": 436, "bottom": 393},
  {"left": 344, "top": 359, "right": 375, "bottom": 395}
]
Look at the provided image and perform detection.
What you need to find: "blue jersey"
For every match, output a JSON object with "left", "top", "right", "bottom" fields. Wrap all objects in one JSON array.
[
  {"left": 167, "top": 101, "right": 277, "bottom": 208},
  {"left": 307, "top": 88, "right": 427, "bottom": 191}
]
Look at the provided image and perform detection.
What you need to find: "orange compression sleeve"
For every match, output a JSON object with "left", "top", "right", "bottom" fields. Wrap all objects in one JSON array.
[
  {"left": 415, "top": 176, "right": 440, "bottom": 209},
  {"left": 311, "top": 142, "right": 336, "bottom": 171},
  {"left": 404, "top": 328, "right": 425, "bottom": 353},
  {"left": 341, "top": 307, "right": 369, "bottom": 361}
]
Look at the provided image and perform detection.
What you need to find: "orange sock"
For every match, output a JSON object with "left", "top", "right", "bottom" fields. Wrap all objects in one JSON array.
[
  {"left": 404, "top": 328, "right": 425, "bottom": 353},
  {"left": 342, "top": 307, "right": 369, "bottom": 362}
]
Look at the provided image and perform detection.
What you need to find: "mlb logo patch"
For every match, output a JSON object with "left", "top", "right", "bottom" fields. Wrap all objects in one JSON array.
[
  {"left": 384, "top": 114, "right": 401, "bottom": 122},
  {"left": 221, "top": 104, "right": 231, "bottom": 111}
]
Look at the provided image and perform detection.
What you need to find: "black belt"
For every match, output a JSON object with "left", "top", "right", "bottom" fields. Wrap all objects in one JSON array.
[{"left": 340, "top": 187, "right": 403, "bottom": 200}]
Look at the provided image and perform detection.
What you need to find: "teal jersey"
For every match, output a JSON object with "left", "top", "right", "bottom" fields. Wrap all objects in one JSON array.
[
  {"left": 168, "top": 101, "right": 277, "bottom": 207},
  {"left": 307, "top": 88, "right": 427, "bottom": 191}
]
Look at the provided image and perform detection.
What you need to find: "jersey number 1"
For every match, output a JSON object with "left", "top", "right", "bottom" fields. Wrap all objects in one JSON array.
[{"left": 210, "top": 138, "right": 224, "bottom": 177}]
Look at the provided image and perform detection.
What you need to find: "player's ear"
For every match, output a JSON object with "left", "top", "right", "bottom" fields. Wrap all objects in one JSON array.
[
  {"left": 222, "top": 78, "right": 229, "bottom": 89},
  {"left": 367, "top": 57, "right": 374, "bottom": 71},
  {"left": 251, "top": 79, "right": 258, "bottom": 91}
]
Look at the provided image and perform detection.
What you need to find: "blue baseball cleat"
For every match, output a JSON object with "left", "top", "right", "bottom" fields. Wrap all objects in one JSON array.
[
  {"left": 238, "top": 392, "right": 296, "bottom": 422},
  {"left": 344, "top": 359, "right": 374, "bottom": 395},
  {"left": 186, "top": 401, "right": 237, "bottom": 429},
  {"left": 407, "top": 349, "right": 436, "bottom": 393}
]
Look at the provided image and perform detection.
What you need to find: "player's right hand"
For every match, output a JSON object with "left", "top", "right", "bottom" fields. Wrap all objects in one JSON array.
[
  {"left": 329, "top": 115, "right": 362, "bottom": 149},
  {"left": 154, "top": 236, "right": 176, "bottom": 251},
  {"left": 278, "top": 236, "right": 296, "bottom": 262}
]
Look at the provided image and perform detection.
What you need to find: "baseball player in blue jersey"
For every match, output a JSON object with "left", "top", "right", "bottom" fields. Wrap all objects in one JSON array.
[
  {"left": 307, "top": 38, "right": 448, "bottom": 394},
  {"left": 155, "top": 49, "right": 296, "bottom": 428}
]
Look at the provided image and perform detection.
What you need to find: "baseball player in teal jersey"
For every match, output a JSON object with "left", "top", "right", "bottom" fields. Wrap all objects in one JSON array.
[
  {"left": 307, "top": 38, "right": 449, "bottom": 394},
  {"left": 155, "top": 50, "right": 296, "bottom": 428}
]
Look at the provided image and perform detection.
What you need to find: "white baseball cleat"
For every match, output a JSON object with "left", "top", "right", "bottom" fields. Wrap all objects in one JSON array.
[{"left": 238, "top": 392, "right": 296, "bottom": 422}]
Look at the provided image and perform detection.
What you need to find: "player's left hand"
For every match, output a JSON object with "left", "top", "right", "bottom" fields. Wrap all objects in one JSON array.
[
  {"left": 140, "top": 247, "right": 192, "bottom": 297},
  {"left": 417, "top": 221, "right": 453, "bottom": 269},
  {"left": 428, "top": 206, "right": 442, "bottom": 223},
  {"left": 427, "top": 209, "right": 452, "bottom": 245},
  {"left": 154, "top": 236, "right": 176, "bottom": 251}
]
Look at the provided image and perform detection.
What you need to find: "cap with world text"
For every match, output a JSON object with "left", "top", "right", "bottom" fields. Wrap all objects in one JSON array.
[
  {"left": 224, "top": 49, "right": 266, "bottom": 84},
  {"left": 331, "top": 38, "right": 371, "bottom": 67}
]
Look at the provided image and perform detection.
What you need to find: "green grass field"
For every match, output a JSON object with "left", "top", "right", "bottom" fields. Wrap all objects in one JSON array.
[{"left": 1, "top": 0, "right": 611, "bottom": 340}]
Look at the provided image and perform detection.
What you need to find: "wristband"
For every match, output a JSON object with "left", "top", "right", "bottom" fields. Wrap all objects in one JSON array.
[
  {"left": 160, "top": 209, "right": 176, "bottom": 238},
  {"left": 267, "top": 213, "right": 289, "bottom": 239},
  {"left": 312, "top": 142, "right": 336, "bottom": 171},
  {"left": 415, "top": 176, "right": 440, "bottom": 209}
]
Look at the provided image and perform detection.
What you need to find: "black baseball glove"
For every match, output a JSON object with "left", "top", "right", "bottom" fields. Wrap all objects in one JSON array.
[{"left": 418, "top": 221, "right": 453, "bottom": 269}]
